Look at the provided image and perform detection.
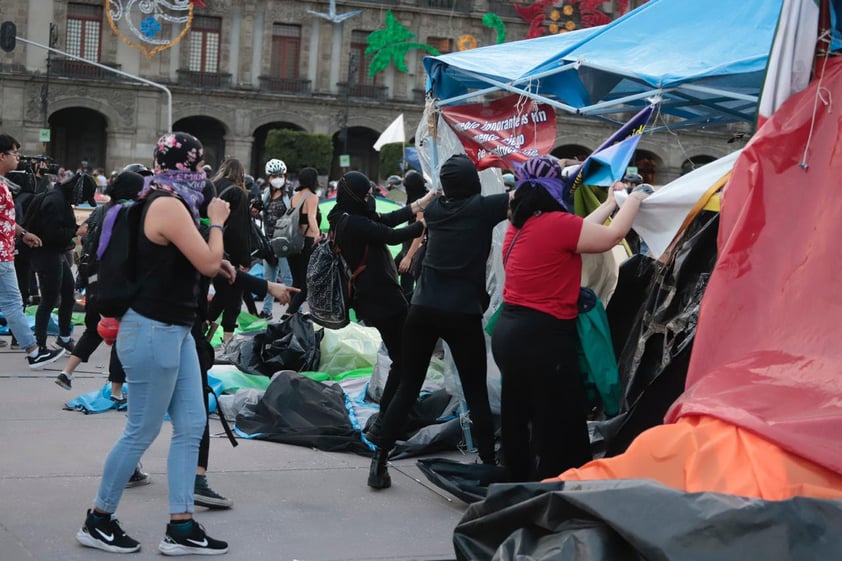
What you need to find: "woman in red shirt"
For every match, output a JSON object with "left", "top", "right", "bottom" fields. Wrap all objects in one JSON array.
[{"left": 491, "top": 156, "right": 651, "bottom": 482}]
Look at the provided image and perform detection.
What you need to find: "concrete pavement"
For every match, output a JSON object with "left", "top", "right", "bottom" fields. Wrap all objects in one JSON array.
[{"left": 0, "top": 327, "right": 470, "bottom": 561}]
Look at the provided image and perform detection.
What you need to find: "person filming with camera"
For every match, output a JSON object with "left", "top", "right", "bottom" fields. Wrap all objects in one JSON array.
[{"left": 0, "top": 133, "right": 65, "bottom": 367}]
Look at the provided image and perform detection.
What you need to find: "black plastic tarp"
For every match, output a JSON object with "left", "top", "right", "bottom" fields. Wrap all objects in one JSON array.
[
  {"left": 453, "top": 479, "right": 842, "bottom": 561},
  {"left": 234, "top": 370, "right": 370, "bottom": 454},
  {"left": 228, "top": 313, "right": 323, "bottom": 376}
]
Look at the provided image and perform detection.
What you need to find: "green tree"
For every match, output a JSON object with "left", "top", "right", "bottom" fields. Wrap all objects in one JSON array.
[
  {"left": 263, "top": 129, "right": 333, "bottom": 175},
  {"left": 378, "top": 143, "right": 404, "bottom": 179}
]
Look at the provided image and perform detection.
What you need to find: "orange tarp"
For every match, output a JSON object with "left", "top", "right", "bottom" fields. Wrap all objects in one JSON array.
[{"left": 548, "top": 415, "right": 842, "bottom": 500}]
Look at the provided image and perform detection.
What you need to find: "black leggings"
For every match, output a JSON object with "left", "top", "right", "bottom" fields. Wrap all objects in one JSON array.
[
  {"left": 377, "top": 305, "right": 495, "bottom": 463},
  {"left": 285, "top": 237, "right": 315, "bottom": 314},
  {"left": 71, "top": 297, "right": 104, "bottom": 362},
  {"left": 491, "top": 303, "right": 592, "bottom": 482},
  {"left": 31, "top": 251, "right": 74, "bottom": 346},
  {"left": 366, "top": 310, "right": 407, "bottom": 415},
  {"left": 208, "top": 277, "right": 244, "bottom": 332}
]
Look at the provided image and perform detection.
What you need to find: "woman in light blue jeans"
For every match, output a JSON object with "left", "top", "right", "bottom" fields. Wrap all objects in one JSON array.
[
  {"left": 76, "top": 131, "right": 232, "bottom": 555},
  {"left": 94, "top": 308, "right": 205, "bottom": 514},
  {"left": 261, "top": 256, "right": 292, "bottom": 316}
]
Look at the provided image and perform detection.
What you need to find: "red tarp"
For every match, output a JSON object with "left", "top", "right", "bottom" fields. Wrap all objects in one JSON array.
[{"left": 666, "top": 57, "right": 842, "bottom": 476}]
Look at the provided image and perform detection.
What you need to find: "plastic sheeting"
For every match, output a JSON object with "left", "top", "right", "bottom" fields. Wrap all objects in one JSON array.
[
  {"left": 554, "top": 415, "right": 842, "bottom": 500},
  {"left": 228, "top": 313, "right": 323, "bottom": 377},
  {"left": 426, "top": 0, "right": 789, "bottom": 125},
  {"left": 667, "top": 57, "right": 842, "bottom": 477},
  {"left": 452, "top": 479, "right": 842, "bottom": 561},
  {"left": 614, "top": 150, "right": 740, "bottom": 259}
]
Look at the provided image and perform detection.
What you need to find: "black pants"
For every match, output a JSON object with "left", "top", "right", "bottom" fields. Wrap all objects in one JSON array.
[
  {"left": 286, "top": 237, "right": 315, "bottom": 314},
  {"left": 72, "top": 295, "right": 103, "bottom": 362},
  {"left": 208, "top": 277, "right": 244, "bottom": 332},
  {"left": 377, "top": 305, "right": 495, "bottom": 463},
  {"left": 30, "top": 250, "right": 74, "bottom": 346},
  {"left": 366, "top": 309, "right": 408, "bottom": 415},
  {"left": 491, "top": 303, "right": 592, "bottom": 482},
  {"left": 14, "top": 249, "right": 36, "bottom": 307}
]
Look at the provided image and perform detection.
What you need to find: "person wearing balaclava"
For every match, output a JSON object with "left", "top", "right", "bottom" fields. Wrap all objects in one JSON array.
[
  {"left": 26, "top": 171, "right": 97, "bottom": 356},
  {"left": 76, "top": 132, "right": 232, "bottom": 555},
  {"left": 326, "top": 171, "right": 434, "bottom": 449},
  {"left": 365, "top": 154, "right": 510, "bottom": 489},
  {"left": 284, "top": 166, "right": 322, "bottom": 316},
  {"left": 394, "top": 170, "right": 427, "bottom": 300}
]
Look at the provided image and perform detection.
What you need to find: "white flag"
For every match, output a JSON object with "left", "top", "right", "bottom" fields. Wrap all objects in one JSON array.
[
  {"left": 756, "top": 0, "right": 819, "bottom": 126},
  {"left": 373, "top": 114, "right": 405, "bottom": 151}
]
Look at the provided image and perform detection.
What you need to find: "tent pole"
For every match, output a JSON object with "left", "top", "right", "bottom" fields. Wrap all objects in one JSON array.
[
  {"left": 436, "top": 61, "right": 581, "bottom": 107},
  {"left": 436, "top": 68, "right": 579, "bottom": 114}
]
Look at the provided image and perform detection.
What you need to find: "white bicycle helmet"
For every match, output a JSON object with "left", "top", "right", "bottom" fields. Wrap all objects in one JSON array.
[{"left": 265, "top": 158, "right": 287, "bottom": 176}]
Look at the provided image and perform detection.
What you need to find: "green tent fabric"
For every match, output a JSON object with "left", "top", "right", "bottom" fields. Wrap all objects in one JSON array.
[
  {"left": 577, "top": 298, "right": 621, "bottom": 417},
  {"left": 298, "top": 367, "right": 374, "bottom": 383},
  {"left": 318, "top": 197, "right": 404, "bottom": 258},
  {"left": 207, "top": 365, "right": 272, "bottom": 393},
  {"left": 318, "top": 322, "right": 382, "bottom": 375},
  {"left": 210, "top": 311, "right": 270, "bottom": 347}
]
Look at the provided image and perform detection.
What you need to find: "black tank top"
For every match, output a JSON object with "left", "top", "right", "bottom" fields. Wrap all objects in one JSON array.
[
  {"left": 130, "top": 192, "right": 200, "bottom": 326},
  {"left": 295, "top": 192, "right": 322, "bottom": 231}
]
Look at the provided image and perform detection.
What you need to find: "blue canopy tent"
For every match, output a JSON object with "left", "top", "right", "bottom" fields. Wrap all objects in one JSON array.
[{"left": 424, "top": 0, "right": 788, "bottom": 130}]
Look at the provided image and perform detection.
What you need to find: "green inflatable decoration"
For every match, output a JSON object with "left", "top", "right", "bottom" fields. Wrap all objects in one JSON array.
[
  {"left": 366, "top": 11, "right": 440, "bottom": 77},
  {"left": 482, "top": 13, "right": 507, "bottom": 44}
]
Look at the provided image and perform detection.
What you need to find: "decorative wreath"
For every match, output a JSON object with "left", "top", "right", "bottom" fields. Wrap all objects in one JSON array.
[{"left": 457, "top": 34, "right": 478, "bottom": 51}]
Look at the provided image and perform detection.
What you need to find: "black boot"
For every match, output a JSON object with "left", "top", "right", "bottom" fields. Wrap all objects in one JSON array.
[{"left": 367, "top": 448, "right": 391, "bottom": 489}]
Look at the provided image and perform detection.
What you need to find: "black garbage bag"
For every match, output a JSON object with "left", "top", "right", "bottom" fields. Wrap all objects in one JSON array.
[
  {"left": 232, "top": 314, "right": 323, "bottom": 376},
  {"left": 453, "top": 479, "right": 842, "bottom": 561},
  {"left": 235, "top": 370, "right": 370, "bottom": 454}
]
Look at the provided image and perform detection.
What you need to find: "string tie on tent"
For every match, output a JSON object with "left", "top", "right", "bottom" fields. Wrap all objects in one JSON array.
[{"left": 799, "top": 30, "right": 834, "bottom": 171}]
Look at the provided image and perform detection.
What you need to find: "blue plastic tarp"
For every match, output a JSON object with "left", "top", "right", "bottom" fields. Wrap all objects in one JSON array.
[{"left": 425, "top": 0, "right": 790, "bottom": 127}]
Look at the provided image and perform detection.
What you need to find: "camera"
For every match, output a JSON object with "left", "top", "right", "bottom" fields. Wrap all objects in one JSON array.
[
  {"left": 5, "top": 154, "right": 60, "bottom": 196},
  {"left": 17, "top": 154, "right": 60, "bottom": 176}
]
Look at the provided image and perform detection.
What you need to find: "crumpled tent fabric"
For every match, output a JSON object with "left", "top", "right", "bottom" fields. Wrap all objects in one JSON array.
[
  {"left": 228, "top": 313, "right": 323, "bottom": 376},
  {"left": 234, "top": 370, "right": 370, "bottom": 454},
  {"left": 666, "top": 56, "right": 842, "bottom": 477},
  {"left": 452, "top": 479, "right": 842, "bottom": 561},
  {"left": 553, "top": 415, "right": 842, "bottom": 500}
]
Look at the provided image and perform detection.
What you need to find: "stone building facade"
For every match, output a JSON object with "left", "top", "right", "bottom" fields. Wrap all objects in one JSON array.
[{"left": 0, "top": 0, "right": 745, "bottom": 182}]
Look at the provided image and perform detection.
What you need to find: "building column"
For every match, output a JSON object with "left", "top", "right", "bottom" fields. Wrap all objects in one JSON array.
[
  {"left": 105, "top": 129, "right": 144, "bottom": 174},
  {"left": 224, "top": 136, "right": 254, "bottom": 173}
]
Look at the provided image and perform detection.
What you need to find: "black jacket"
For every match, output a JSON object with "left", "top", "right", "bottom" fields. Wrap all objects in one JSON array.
[
  {"left": 412, "top": 193, "right": 509, "bottom": 315},
  {"left": 24, "top": 187, "right": 77, "bottom": 252},
  {"left": 213, "top": 178, "right": 251, "bottom": 268},
  {"left": 332, "top": 205, "right": 423, "bottom": 322}
]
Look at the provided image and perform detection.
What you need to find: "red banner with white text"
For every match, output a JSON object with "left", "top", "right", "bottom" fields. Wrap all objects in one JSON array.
[{"left": 440, "top": 94, "right": 556, "bottom": 171}]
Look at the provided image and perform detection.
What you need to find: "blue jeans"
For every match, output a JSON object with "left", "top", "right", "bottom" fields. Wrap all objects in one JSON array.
[
  {"left": 94, "top": 309, "right": 205, "bottom": 514},
  {"left": 262, "top": 257, "right": 292, "bottom": 314},
  {"left": 0, "top": 261, "right": 36, "bottom": 350}
]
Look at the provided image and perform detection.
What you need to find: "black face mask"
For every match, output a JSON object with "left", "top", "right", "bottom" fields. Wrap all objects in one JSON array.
[{"left": 366, "top": 194, "right": 376, "bottom": 212}]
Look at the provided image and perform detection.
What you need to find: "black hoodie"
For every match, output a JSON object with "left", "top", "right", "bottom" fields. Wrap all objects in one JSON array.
[
  {"left": 327, "top": 171, "right": 423, "bottom": 321},
  {"left": 411, "top": 155, "right": 509, "bottom": 315},
  {"left": 24, "top": 180, "right": 78, "bottom": 252}
]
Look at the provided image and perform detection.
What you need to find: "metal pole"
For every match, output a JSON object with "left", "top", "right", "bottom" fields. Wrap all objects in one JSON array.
[{"left": 15, "top": 35, "right": 173, "bottom": 132}]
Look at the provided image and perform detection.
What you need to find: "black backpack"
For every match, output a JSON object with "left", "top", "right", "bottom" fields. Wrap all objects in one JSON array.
[
  {"left": 76, "top": 205, "right": 108, "bottom": 292},
  {"left": 92, "top": 197, "right": 153, "bottom": 318},
  {"left": 306, "top": 214, "right": 367, "bottom": 329}
]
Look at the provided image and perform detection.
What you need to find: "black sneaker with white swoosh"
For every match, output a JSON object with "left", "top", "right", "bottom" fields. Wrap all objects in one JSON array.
[
  {"left": 76, "top": 509, "right": 141, "bottom": 553},
  {"left": 159, "top": 519, "right": 228, "bottom": 556}
]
